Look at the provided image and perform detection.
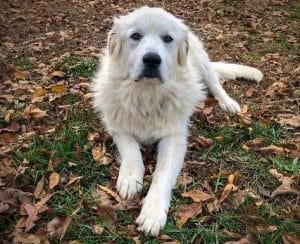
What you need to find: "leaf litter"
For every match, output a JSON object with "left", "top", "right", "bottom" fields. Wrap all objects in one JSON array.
[{"left": 0, "top": 0, "right": 299, "bottom": 242}]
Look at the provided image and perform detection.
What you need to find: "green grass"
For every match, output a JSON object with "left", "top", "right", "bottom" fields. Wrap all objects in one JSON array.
[
  {"left": 3, "top": 107, "right": 297, "bottom": 243},
  {"left": 12, "top": 56, "right": 34, "bottom": 70},
  {"left": 55, "top": 56, "right": 98, "bottom": 78},
  {"left": 285, "top": 2, "right": 300, "bottom": 20}
]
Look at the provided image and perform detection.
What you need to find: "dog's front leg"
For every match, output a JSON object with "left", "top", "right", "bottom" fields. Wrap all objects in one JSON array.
[
  {"left": 136, "top": 133, "right": 187, "bottom": 236},
  {"left": 113, "top": 133, "right": 144, "bottom": 199}
]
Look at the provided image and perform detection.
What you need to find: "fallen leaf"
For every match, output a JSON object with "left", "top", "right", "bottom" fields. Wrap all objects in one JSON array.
[
  {"left": 92, "top": 146, "right": 112, "bottom": 165},
  {"left": 24, "top": 195, "right": 52, "bottom": 231},
  {"left": 97, "top": 185, "right": 122, "bottom": 203},
  {"left": 203, "top": 180, "right": 221, "bottom": 213},
  {"left": 23, "top": 105, "right": 47, "bottom": 120},
  {"left": 96, "top": 204, "right": 117, "bottom": 232},
  {"left": 50, "top": 84, "right": 67, "bottom": 94},
  {"left": 282, "top": 232, "right": 300, "bottom": 244},
  {"left": 266, "top": 81, "right": 290, "bottom": 97},
  {"left": 219, "top": 174, "right": 238, "bottom": 203},
  {"left": 47, "top": 201, "right": 81, "bottom": 239},
  {"left": 223, "top": 229, "right": 242, "bottom": 239},
  {"left": 0, "top": 121, "right": 20, "bottom": 133},
  {"left": 92, "top": 224, "right": 104, "bottom": 235},
  {"left": 240, "top": 105, "right": 248, "bottom": 114},
  {"left": 269, "top": 169, "right": 300, "bottom": 197},
  {"left": 260, "top": 145, "right": 285, "bottom": 155},
  {"left": 66, "top": 173, "right": 82, "bottom": 186},
  {"left": 246, "top": 87, "right": 255, "bottom": 97},
  {"left": 49, "top": 172, "right": 60, "bottom": 189},
  {"left": 277, "top": 114, "right": 300, "bottom": 128},
  {"left": 181, "top": 189, "right": 213, "bottom": 202},
  {"left": 225, "top": 233, "right": 258, "bottom": 244},
  {"left": 177, "top": 172, "right": 193, "bottom": 187},
  {"left": 12, "top": 69, "right": 30, "bottom": 80},
  {"left": 47, "top": 216, "right": 72, "bottom": 239},
  {"left": 34, "top": 175, "right": 45, "bottom": 198},
  {"left": 231, "top": 189, "right": 263, "bottom": 208},
  {"left": 193, "top": 136, "right": 214, "bottom": 148},
  {"left": 175, "top": 202, "right": 202, "bottom": 227},
  {"left": 245, "top": 138, "right": 265, "bottom": 147},
  {"left": 49, "top": 70, "right": 65, "bottom": 79}
]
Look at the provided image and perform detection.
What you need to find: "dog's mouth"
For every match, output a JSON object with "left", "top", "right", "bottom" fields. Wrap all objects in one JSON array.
[{"left": 136, "top": 68, "right": 163, "bottom": 82}]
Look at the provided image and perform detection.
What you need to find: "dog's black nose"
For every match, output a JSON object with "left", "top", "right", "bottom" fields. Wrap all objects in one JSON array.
[{"left": 143, "top": 52, "right": 161, "bottom": 68}]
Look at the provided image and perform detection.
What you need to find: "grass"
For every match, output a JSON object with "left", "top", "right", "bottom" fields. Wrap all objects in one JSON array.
[
  {"left": 55, "top": 56, "right": 98, "bottom": 78},
  {"left": 3, "top": 106, "right": 297, "bottom": 243},
  {"left": 12, "top": 56, "right": 34, "bottom": 70},
  {"left": 3, "top": 42, "right": 298, "bottom": 242}
]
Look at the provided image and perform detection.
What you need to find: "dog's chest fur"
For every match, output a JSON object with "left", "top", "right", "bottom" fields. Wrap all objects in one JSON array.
[{"left": 93, "top": 74, "right": 206, "bottom": 142}]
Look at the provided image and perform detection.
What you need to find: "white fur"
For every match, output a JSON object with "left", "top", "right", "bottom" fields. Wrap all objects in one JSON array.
[{"left": 92, "top": 6, "right": 263, "bottom": 236}]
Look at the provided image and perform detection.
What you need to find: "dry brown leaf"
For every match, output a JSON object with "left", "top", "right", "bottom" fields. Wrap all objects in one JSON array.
[
  {"left": 34, "top": 175, "right": 45, "bottom": 198},
  {"left": 175, "top": 202, "right": 202, "bottom": 227},
  {"left": 231, "top": 189, "right": 263, "bottom": 208},
  {"left": 246, "top": 87, "right": 255, "bottom": 97},
  {"left": 66, "top": 173, "right": 82, "bottom": 186},
  {"left": 47, "top": 201, "right": 81, "bottom": 239},
  {"left": 282, "top": 232, "right": 300, "bottom": 244},
  {"left": 193, "top": 136, "right": 214, "bottom": 148},
  {"left": 260, "top": 145, "right": 285, "bottom": 155},
  {"left": 92, "top": 224, "right": 104, "bottom": 235},
  {"left": 23, "top": 105, "right": 47, "bottom": 120},
  {"left": 255, "top": 224, "right": 277, "bottom": 234},
  {"left": 181, "top": 189, "right": 213, "bottom": 202},
  {"left": 266, "top": 81, "right": 290, "bottom": 97},
  {"left": 13, "top": 69, "right": 30, "bottom": 80},
  {"left": 219, "top": 174, "right": 238, "bottom": 203},
  {"left": 225, "top": 233, "right": 258, "bottom": 244},
  {"left": 49, "top": 70, "right": 65, "bottom": 79},
  {"left": 96, "top": 204, "right": 117, "bottom": 232},
  {"left": 92, "top": 146, "right": 112, "bottom": 165},
  {"left": 87, "top": 132, "right": 100, "bottom": 141},
  {"left": 203, "top": 180, "right": 221, "bottom": 213},
  {"left": 32, "top": 88, "right": 47, "bottom": 103},
  {"left": 240, "top": 104, "right": 248, "bottom": 114},
  {"left": 223, "top": 229, "right": 242, "bottom": 239},
  {"left": 47, "top": 216, "right": 72, "bottom": 239},
  {"left": 277, "top": 114, "right": 300, "bottom": 128},
  {"left": 97, "top": 185, "right": 122, "bottom": 203},
  {"left": 245, "top": 138, "right": 265, "bottom": 147},
  {"left": 177, "top": 172, "right": 193, "bottom": 187},
  {"left": 24, "top": 195, "right": 52, "bottom": 232},
  {"left": 0, "top": 121, "right": 20, "bottom": 133},
  {"left": 50, "top": 84, "right": 67, "bottom": 94},
  {"left": 49, "top": 172, "right": 60, "bottom": 189},
  {"left": 269, "top": 169, "right": 300, "bottom": 197}
]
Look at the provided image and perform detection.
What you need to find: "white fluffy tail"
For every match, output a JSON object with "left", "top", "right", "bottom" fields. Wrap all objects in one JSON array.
[{"left": 211, "top": 62, "right": 263, "bottom": 82}]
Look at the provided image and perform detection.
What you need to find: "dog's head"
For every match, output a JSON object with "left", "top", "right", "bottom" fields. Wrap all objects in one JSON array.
[{"left": 107, "top": 6, "right": 189, "bottom": 83}]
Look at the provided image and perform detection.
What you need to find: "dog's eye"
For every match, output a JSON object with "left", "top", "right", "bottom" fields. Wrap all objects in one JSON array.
[
  {"left": 130, "top": 32, "right": 142, "bottom": 41},
  {"left": 162, "top": 35, "right": 173, "bottom": 43}
]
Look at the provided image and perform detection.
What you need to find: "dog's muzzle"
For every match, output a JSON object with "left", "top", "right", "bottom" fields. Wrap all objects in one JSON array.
[{"left": 137, "top": 52, "right": 162, "bottom": 81}]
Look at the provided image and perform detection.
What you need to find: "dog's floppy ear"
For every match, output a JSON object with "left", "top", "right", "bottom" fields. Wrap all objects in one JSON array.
[
  {"left": 177, "top": 33, "right": 189, "bottom": 66},
  {"left": 108, "top": 20, "right": 122, "bottom": 59}
]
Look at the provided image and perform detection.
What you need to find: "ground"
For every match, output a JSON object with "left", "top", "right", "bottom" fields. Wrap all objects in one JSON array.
[{"left": 0, "top": 0, "right": 299, "bottom": 243}]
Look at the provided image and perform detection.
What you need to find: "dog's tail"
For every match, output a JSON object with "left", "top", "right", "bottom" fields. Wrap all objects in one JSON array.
[{"left": 211, "top": 62, "right": 263, "bottom": 82}]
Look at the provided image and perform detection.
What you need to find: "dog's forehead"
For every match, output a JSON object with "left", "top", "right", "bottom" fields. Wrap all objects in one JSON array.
[{"left": 119, "top": 7, "right": 185, "bottom": 34}]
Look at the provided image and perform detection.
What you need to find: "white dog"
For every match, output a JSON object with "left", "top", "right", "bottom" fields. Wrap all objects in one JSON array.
[{"left": 92, "top": 6, "right": 262, "bottom": 236}]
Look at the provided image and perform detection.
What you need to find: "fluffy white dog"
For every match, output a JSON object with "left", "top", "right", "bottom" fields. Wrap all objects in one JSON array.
[{"left": 93, "top": 6, "right": 262, "bottom": 236}]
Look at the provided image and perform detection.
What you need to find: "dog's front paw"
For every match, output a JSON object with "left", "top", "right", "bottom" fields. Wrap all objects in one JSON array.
[
  {"left": 218, "top": 96, "right": 241, "bottom": 114},
  {"left": 117, "top": 164, "right": 144, "bottom": 199},
  {"left": 136, "top": 197, "right": 168, "bottom": 236}
]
